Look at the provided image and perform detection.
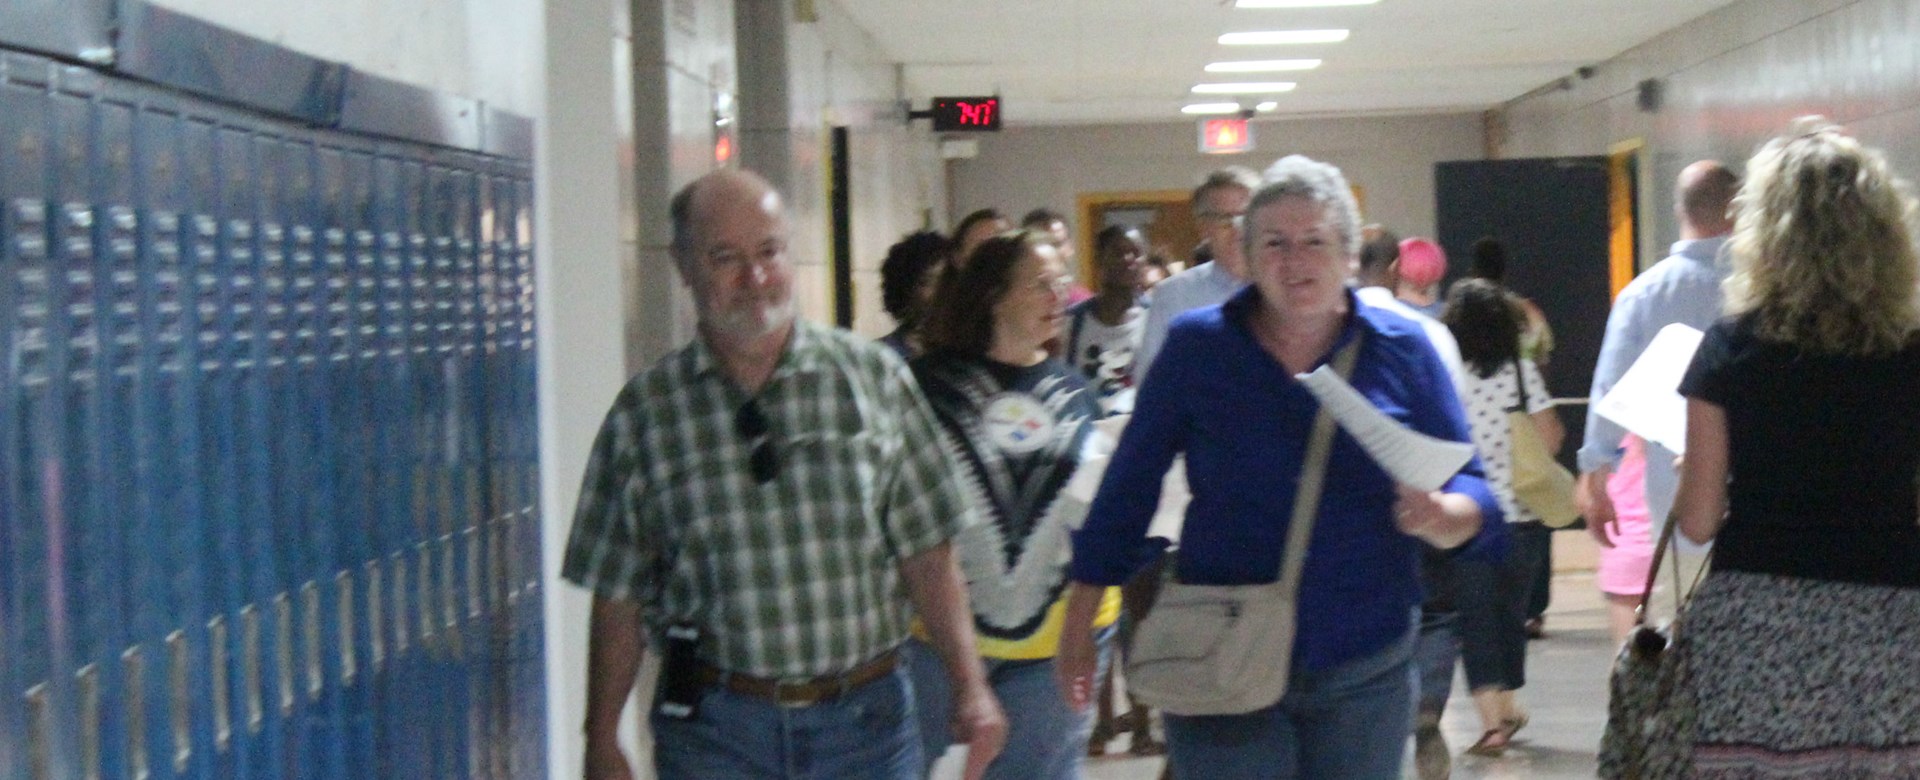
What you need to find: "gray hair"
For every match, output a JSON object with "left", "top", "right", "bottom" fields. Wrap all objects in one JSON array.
[
  {"left": 1244, "top": 155, "right": 1363, "bottom": 256},
  {"left": 1191, "top": 166, "right": 1262, "bottom": 209}
]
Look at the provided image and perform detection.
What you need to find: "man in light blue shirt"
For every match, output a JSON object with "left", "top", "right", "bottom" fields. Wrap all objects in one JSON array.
[
  {"left": 1577, "top": 161, "right": 1739, "bottom": 546},
  {"left": 1133, "top": 167, "right": 1260, "bottom": 381}
]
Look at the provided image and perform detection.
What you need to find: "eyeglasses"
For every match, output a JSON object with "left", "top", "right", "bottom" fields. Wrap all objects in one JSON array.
[{"left": 734, "top": 400, "right": 780, "bottom": 484}]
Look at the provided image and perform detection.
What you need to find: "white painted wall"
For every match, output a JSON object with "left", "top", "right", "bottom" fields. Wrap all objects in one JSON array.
[
  {"left": 736, "top": 0, "right": 947, "bottom": 337},
  {"left": 146, "top": 0, "right": 541, "bottom": 114},
  {"left": 947, "top": 113, "right": 1484, "bottom": 258},
  {"left": 1495, "top": 0, "right": 1920, "bottom": 268}
]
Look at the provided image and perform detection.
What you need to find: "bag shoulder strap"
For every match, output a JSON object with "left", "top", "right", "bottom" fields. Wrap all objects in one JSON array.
[
  {"left": 1276, "top": 333, "right": 1365, "bottom": 593},
  {"left": 1634, "top": 512, "right": 1714, "bottom": 626},
  {"left": 1510, "top": 358, "right": 1530, "bottom": 411}
]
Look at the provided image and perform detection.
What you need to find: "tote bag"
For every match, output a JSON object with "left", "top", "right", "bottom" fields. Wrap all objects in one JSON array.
[{"left": 1507, "top": 359, "right": 1580, "bottom": 527}]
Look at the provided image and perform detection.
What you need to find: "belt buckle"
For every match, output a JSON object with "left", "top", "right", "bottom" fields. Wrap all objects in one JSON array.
[{"left": 773, "top": 678, "right": 822, "bottom": 708}]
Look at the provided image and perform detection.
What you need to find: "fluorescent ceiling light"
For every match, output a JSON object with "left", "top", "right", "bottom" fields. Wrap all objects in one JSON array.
[
  {"left": 1235, "top": 0, "right": 1379, "bottom": 7},
  {"left": 1206, "top": 59, "right": 1322, "bottom": 73},
  {"left": 1181, "top": 103, "right": 1243, "bottom": 115},
  {"left": 1256, "top": 101, "right": 1280, "bottom": 111},
  {"left": 1219, "top": 29, "right": 1350, "bottom": 45},
  {"left": 1192, "top": 82, "right": 1298, "bottom": 94}
]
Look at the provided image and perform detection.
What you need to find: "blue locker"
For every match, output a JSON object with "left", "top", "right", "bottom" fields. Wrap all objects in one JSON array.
[
  {"left": 95, "top": 86, "right": 164, "bottom": 780},
  {"left": 52, "top": 66, "right": 137, "bottom": 780},
  {"left": 181, "top": 109, "right": 252, "bottom": 780},
  {"left": 369, "top": 150, "right": 420, "bottom": 780},
  {"left": 218, "top": 120, "right": 287, "bottom": 780},
  {"left": 1, "top": 64, "right": 59, "bottom": 780},
  {"left": 321, "top": 141, "right": 380, "bottom": 780},
  {"left": 132, "top": 92, "right": 212, "bottom": 780}
]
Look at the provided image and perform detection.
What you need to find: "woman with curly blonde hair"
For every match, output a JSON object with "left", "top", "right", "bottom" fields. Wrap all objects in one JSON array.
[{"left": 1671, "top": 117, "right": 1920, "bottom": 777}]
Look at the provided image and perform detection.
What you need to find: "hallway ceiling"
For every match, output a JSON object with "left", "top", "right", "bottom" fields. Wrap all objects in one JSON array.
[{"left": 836, "top": 0, "right": 1743, "bottom": 125}]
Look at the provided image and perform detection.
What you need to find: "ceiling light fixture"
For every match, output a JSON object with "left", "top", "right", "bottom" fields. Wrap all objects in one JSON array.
[
  {"left": 1205, "top": 59, "right": 1322, "bottom": 73},
  {"left": 1234, "top": 0, "right": 1379, "bottom": 7},
  {"left": 1256, "top": 101, "right": 1280, "bottom": 111},
  {"left": 1218, "top": 29, "right": 1350, "bottom": 45},
  {"left": 1181, "top": 103, "right": 1244, "bottom": 115},
  {"left": 1191, "top": 82, "right": 1298, "bottom": 94}
]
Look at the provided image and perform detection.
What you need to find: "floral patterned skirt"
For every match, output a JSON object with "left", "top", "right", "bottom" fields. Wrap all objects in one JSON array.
[{"left": 1683, "top": 570, "right": 1920, "bottom": 779}]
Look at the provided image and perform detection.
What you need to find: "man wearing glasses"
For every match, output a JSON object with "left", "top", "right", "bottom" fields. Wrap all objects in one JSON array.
[
  {"left": 1132, "top": 167, "right": 1261, "bottom": 382},
  {"left": 563, "top": 170, "right": 1006, "bottom": 780}
]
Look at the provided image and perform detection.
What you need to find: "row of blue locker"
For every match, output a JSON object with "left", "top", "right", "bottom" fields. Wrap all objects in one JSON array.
[{"left": 0, "top": 49, "right": 549, "bottom": 779}]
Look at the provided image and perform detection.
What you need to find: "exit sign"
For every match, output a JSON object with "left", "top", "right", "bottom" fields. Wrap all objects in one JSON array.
[
  {"left": 931, "top": 97, "right": 1001, "bottom": 132},
  {"left": 1199, "top": 118, "right": 1253, "bottom": 154}
]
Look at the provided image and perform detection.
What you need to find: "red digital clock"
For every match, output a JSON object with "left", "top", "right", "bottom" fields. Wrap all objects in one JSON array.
[{"left": 931, "top": 97, "right": 1001, "bottom": 132}]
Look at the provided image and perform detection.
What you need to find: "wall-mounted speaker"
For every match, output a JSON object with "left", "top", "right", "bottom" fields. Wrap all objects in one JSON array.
[{"left": 1637, "top": 78, "right": 1664, "bottom": 113}]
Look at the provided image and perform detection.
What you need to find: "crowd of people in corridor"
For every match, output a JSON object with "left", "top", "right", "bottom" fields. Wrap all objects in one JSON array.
[{"left": 562, "top": 115, "right": 1920, "bottom": 780}]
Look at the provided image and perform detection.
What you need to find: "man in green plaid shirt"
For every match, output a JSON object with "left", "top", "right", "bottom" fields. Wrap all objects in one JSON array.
[{"left": 564, "top": 170, "right": 1005, "bottom": 780}]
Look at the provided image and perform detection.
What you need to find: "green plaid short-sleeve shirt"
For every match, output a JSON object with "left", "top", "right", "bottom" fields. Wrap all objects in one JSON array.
[{"left": 561, "top": 320, "right": 974, "bottom": 678}]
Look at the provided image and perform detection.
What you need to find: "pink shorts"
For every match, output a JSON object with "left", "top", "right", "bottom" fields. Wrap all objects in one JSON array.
[{"left": 1595, "top": 435, "right": 1655, "bottom": 596}]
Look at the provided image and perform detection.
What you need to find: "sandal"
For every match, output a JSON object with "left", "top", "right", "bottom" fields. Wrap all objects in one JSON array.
[
  {"left": 1127, "top": 734, "right": 1167, "bottom": 756},
  {"left": 1502, "top": 711, "right": 1529, "bottom": 742},
  {"left": 1087, "top": 721, "right": 1115, "bottom": 756},
  {"left": 1464, "top": 728, "right": 1508, "bottom": 758}
]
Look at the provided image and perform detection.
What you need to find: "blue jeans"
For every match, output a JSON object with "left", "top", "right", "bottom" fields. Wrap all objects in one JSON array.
[
  {"left": 1163, "top": 618, "right": 1418, "bottom": 780},
  {"left": 905, "top": 630, "right": 1112, "bottom": 780},
  {"left": 650, "top": 663, "right": 921, "bottom": 779},
  {"left": 1414, "top": 612, "right": 1460, "bottom": 719}
]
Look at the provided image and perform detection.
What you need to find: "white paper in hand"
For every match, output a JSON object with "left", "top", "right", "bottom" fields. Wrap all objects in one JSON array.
[
  {"left": 1294, "top": 366, "right": 1475, "bottom": 492},
  {"left": 1594, "top": 323, "right": 1703, "bottom": 456}
]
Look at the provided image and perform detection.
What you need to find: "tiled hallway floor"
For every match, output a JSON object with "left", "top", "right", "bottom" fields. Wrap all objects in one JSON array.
[{"left": 1064, "top": 572, "right": 1617, "bottom": 780}]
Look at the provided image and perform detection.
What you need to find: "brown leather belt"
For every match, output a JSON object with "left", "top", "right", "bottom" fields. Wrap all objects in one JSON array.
[{"left": 694, "top": 649, "right": 899, "bottom": 707}]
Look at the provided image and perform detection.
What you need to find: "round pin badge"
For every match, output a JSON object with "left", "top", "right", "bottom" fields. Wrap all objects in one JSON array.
[{"left": 982, "top": 392, "right": 1056, "bottom": 454}]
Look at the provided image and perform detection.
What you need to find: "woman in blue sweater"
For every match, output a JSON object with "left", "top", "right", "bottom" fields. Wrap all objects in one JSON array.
[{"left": 1053, "top": 155, "right": 1506, "bottom": 780}]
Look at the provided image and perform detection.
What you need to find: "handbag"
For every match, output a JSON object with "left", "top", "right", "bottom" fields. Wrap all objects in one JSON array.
[
  {"left": 1506, "top": 359, "right": 1580, "bottom": 527},
  {"left": 1597, "top": 515, "right": 1712, "bottom": 779},
  {"left": 1122, "top": 335, "right": 1360, "bottom": 717}
]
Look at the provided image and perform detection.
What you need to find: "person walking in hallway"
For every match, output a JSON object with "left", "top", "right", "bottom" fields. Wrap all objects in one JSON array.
[
  {"left": 1577, "top": 159, "right": 1739, "bottom": 636},
  {"left": 1133, "top": 167, "right": 1260, "bottom": 382},
  {"left": 1672, "top": 117, "right": 1920, "bottom": 777},
  {"left": 1056, "top": 155, "right": 1505, "bottom": 780},
  {"left": 563, "top": 170, "right": 1005, "bottom": 780}
]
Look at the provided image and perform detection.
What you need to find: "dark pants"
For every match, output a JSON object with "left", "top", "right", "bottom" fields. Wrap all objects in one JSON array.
[{"left": 1454, "top": 522, "right": 1549, "bottom": 690}]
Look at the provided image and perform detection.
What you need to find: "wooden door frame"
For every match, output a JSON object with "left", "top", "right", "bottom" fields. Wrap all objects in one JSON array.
[{"left": 1076, "top": 189, "right": 1190, "bottom": 291}]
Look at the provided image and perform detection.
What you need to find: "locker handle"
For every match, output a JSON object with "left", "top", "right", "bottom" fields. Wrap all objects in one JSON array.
[
  {"left": 418, "top": 542, "right": 436, "bottom": 647},
  {"left": 392, "top": 553, "right": 410, "bottom": 656},
  {"left": 442, "top": 535, "right": 458, "bottom": 633},
  {"left": 124, "top": 646, "right": 151, "bottom": 780},
  {"left": 274, "top": 593, "right": 295, "bottom": 715},
  {"left": 78, "top": 664, "right": 101, "bottom": 780},
  {"left": 337, "top": 570, "right": 359, "bottom": 686},
  {"left": 168, "top": 631, "right": 192, "bottom": 772},
  {"left": 367, "top": 560, "right": 386, "bottom": 672},
  {"left": 209, "top": 616, "right": 232, "bottom": 751},
  {"left": 303, "top": 582, "right": 323, "bottom": 700},
  {"left": 466, "top": 527, "right": 482, "bottom": 620},
  {"left": 241, "top": 605, "right": 263, "bottom": 734},
  {"left": 27, "top": 683, "right": 51, "bottom": 780}
]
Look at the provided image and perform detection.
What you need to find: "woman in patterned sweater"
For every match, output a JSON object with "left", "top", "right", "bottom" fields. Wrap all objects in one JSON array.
[{"left": 905, "top": 229, "right": 1122, "bottom": 779}]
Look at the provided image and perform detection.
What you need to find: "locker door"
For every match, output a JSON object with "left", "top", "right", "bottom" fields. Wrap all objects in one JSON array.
[
  {"left": 2, "top": 66, "right": 63, "bottom": 780},
  {"left": 95, "top": 86, "right": 165, "bottom": 780},
  {"left": 131, "top": 94, "right": 208, "bottom": 780},
  {"left": 333, "top": 142, "right": 384, "bottom": 780},
  {"left": 217, "top": 121, "right": 285, "bottom": 779},
  {"left": 51, "top": 68, "right": 134, "bottom": 780},
  {"left": 183, "top": 111, "right": 248, "bottom": 780},
  {"left": 369, "top": 150, "right": 420, "bottom": 780}
]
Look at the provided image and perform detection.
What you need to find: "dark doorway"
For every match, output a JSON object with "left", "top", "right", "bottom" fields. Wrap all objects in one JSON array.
[
  {"left": 1435, "top": 156, "right": 1613, "bottom": 467},
  {"left": 829, "top": 126, "right": 853, "bottom": 328}
]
